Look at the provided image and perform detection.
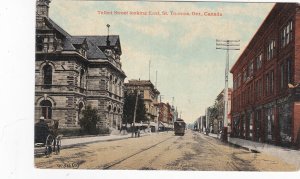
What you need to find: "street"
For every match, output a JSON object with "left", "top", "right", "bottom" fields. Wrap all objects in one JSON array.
[{"left": 35, "top": 130, "right": 296, "bottom": 171}]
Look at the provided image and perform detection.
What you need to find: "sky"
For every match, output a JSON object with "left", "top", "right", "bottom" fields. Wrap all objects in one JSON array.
[{"left": 49, "top": 0, "right": 274, "bottom": 123}]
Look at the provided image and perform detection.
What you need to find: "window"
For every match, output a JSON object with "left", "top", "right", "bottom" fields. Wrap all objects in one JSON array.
[
  {"left": 255, "top": 81, "right": 259, "bottom": 99},
  {"left": 43, "top": 64, "right": 52, "bottom": 86},
  {"left": 79, "top": 69, "right": 84, "bottom": 93},
  {"left": 78, "top": 102, "right": 84, "bottom": 123},
  {"left": 259, "top": 79, "right": 263, "bottom": 98},
  {"left": 80, "top": 69, "right": 84, "bottom": 88},
  {"left": 36, "top": 36, "right": 44, "bottom": 51},
  {"left": 287, "top": 59, "right": 292, "bottom": 84},
  {"left": 267, "top": 40, "right": 275, "bottom": 60},
  {"left": 243, "top": 68, "right": 247, "bottom": 82},
  {"left": 40, "top": 100, "right": 52, "bottom": 119},
  {"left": 233, "top": 79, "right": 237, "bottom": 90},
  {"left": 270, "top": 71, "right": 274, "bottom": 94},
  {"left": 266, "top": 74, "right": 269, "bottom": 95},
  {"left": 248, "top": 61, "right": 254, "bottom": 77},
  {"left": 256, "top": 53, "right": 263, "bottom": 70},
  {"left": 281, "top": 20, "right": 293, "bottom": 48},
  {"left": 238, "top": 73, "right": 241, "bottom": 87},
  {"left": 280, "top": 63, "right": 285, "bottom": 89}
]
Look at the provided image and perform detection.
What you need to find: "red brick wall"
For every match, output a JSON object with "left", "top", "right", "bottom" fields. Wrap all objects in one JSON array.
[
  {"left": 293, "top": 3, "right": 300, "bottom": 147},
  {"left": 295, "top": 5, "right": 300, "bottom": 83}
]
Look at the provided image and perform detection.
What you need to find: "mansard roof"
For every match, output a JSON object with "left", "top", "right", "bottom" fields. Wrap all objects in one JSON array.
[
  {"left": 47, "top": 18, "right": 71, "bottom": 37},
  {"left": 45, "top": 18, "right": 122, "bottom": 60}
]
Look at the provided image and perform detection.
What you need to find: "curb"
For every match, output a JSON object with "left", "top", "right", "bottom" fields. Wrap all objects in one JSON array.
[
  {"left": 34, "top": 133, "right": 151, "bottom": 155},
  {"left": 207, "top": 133, "right": 260, "bottom": 153}
]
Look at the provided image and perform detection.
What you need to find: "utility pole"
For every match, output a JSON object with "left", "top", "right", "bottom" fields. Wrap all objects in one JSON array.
[
  {"left": 132, "top": 87, "right": 140, "bottom": 137},
  {"left": 157, "top": 94, "right": 163, "bottom": 133},
  {"left": 216, "top": 39, "right": 240, "bottom": 142}
]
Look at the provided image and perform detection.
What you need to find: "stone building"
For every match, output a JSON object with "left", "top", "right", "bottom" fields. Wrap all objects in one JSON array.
[
  {"left": 231, "top": 3, "right": 300, "bottom": 146},
  {"left": 124, "top": 80, "right": 160, "bottom": 130},
  {"left": 35, "top": 0, "right": 126, "bottom": 129}
]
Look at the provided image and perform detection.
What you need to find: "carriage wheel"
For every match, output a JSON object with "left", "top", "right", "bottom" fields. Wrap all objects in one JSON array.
[
  {"left": 55, "top": 135, "right": 62, "bottom": 154},
  {"left": 44, "top": 135, "right": 54, "bottom": 157}
]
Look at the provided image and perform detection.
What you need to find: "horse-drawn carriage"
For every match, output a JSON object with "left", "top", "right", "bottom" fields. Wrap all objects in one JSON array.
[{"left": 34, "top": 117, "right": 62, "bottom": 157}]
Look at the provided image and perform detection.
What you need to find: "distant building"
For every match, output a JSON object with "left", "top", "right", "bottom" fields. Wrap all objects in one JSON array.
[
  {"left": 158, "top": 102, "right": 173, "bottom": 130},
  {"left": 231, "top": 3, "right": 300, "bottom": 146},
  {"left": 124, "top": 80, "right": 160, "bottom": 130},
  {"left": 216, "top": 88, "right": 232, "bottom": 133},
  {"left": 205, "top": 106, "right": 214, "bottom": 132},
  {"left": 35, "top": 0, "right": 126, "bottom": 129}
]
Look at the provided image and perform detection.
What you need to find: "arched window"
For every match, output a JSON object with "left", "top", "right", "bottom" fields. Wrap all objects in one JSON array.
[
  {"left": 107, "top": 105, "right": 112, "bottom": 112},
  {"left": 78, "top": 102, "right": 84, "bottom": 122},
  {"left": 43, "top": 65, "right": 52, "bottom": 87},
  {"left": 40, "top": 100, "right": 52, "bottom": 119}
]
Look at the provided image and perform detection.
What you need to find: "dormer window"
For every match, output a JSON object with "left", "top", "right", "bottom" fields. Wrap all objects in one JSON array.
[
  {"left": 80, "top": 48, "right": 86, "bottom": 57},
  {"left": 104, "top": 49, "right": 113, "bottom": 57}
]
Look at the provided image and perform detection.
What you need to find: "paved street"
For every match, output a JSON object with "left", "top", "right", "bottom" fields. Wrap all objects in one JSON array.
[{"left": 35, "top": 130, "right": 297, "bottom": 171}]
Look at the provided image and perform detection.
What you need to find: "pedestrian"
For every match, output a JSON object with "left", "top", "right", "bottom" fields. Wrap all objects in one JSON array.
[
  {"left": 134, "top": 126, "right": 138, "bottom": 138},
  {"left": 137, "top": 127, "right": 140, "bottom": 137}
]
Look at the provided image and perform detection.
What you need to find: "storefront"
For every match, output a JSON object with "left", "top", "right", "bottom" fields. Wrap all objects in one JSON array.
[{"left": 277, "top": 100, "right": 292, "bottom": 146}]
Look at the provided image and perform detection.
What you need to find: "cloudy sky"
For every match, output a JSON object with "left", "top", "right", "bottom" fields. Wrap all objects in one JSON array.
[{"left": 49, "top": 0, "right": 274, "bottom": 123}]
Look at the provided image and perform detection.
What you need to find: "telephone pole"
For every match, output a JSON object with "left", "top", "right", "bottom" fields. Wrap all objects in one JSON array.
[
  {"left": 216, "top": 39, "right": 240, "bottom": 142},
  {"left": 132, "top": 87, "right": 140, "bottom": 137}
]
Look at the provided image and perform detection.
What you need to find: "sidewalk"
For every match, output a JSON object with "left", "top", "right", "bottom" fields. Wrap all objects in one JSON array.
[
  {"left": 34, "top": 132, "right": 152, "bottom": 155},
  {"left": 207, "top": 133, "right": 300, "bottom": 169}
]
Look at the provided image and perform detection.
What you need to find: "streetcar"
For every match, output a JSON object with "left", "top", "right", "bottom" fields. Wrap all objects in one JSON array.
[{"left": 174, "top": 118, "right": 186, "bottom": 136}]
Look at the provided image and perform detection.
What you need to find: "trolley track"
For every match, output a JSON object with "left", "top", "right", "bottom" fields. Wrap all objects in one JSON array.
[
  {"left": 100, "top": 136, "right": 174, "bottom": 169},
  {"left": 196, "top": 133, "right": 245, "bottom": 170}
]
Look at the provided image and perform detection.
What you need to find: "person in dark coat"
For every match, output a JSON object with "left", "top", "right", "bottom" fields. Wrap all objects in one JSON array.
[{"left": 35, "top": 116, "right": 50, "bottom": 143}]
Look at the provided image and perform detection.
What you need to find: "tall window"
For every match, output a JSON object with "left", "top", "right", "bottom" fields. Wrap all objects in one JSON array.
[
  {"left": 243, "top": 68, "right": 247, "bottom": 82},
  {"left": 248, "top": 61, "right": 254, "bottom": 77},
  {"left": 287, "top": 59, "right": 292, "bottom": 84},
  {"left": 270, "top": 71, "right": 274, "bottom": 94},
  {"left": 238, "top": 73, "right": 241, "bottom": 87},
  {"left": 78, "top": 102, "right": 84, "bottom": 123},
  {"left": 267, "top": 40, "right": 275, "bottom": 60},
  {"left": 280, "top": 63, "right": 285, "bottom": 89},
  {"left": 256, "top": 53, "right": 263, "bottom": 70},
  {"left": 266, "top": 74, "right": 269, "bottom": 95},
  {"left": 40, "top": 100, "right": 52, "bottom": 119},
  {"left": 255, "top": 81, "right": 259, "bottom": 99},
  {"left": 43, "top": 65, "right": 52, "bottom": 86},
  {"left": 281, "top": 20, "right": 293, "bottom": 48},
  {"left": 79, "top": 69, "right": 85, "bottom": 93},
  {"left": 259, "top": 79, "right": 263, "bottom": 98}
]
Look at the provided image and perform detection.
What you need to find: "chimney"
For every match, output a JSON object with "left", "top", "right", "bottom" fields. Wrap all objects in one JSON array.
[
  {"left": 106, "top": 24, "right": 111, "bottom": 47},
  {"left": 36, "top": 0, "right": 51, "bottom": 17}
]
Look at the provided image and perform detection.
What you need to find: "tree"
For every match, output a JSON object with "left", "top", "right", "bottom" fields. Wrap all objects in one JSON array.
[
  {"left": 208, "top": 101, "right": 219, "bottom": 128},
  {"left": 123, "top": 91, "right": 147, "bottom": 124},
  {"left": 79, "top": 105, "right": 100, "bottom": 134}
]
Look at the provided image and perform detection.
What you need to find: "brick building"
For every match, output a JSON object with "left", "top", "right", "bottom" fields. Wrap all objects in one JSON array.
[
  {"left": 158, "top": 102, "right": 173, "bottom": 130},
  {"left": 230, "top": 3, "right": 300, "bottom": 146},
  {"left": 35, "top": 0, "right": 126, "bottom": 129},
  {"left": 124, "top": 80, "right": 160, "bottom": 130}
]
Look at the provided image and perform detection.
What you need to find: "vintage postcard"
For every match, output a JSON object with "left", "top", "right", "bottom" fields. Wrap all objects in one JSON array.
[{"left": 33, "top": 0, "right": 300, "bottom": 172}]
